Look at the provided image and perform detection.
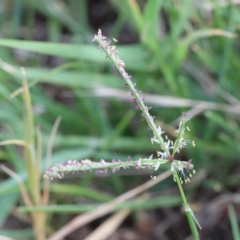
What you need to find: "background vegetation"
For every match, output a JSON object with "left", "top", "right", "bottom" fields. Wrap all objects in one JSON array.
[{"left": 0, "top": 0, "right": 240, "bottom": 239}]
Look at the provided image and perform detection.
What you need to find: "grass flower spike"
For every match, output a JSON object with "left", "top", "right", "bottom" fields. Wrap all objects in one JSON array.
[{"left": 45, "top": 30, "right": 196, "bottom": 182}]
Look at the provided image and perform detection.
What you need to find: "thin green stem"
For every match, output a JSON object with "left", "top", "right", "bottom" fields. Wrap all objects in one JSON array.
[{"left": 174, "top": 170, "right": 200, "bottom": 240}]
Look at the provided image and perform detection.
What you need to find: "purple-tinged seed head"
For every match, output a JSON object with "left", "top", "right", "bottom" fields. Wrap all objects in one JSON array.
[
  {"left": 100, "top": 159, "right": 106, "bottom": 165},
  {"left": 92, "top": 35, "right": 97, "bottom": 42},
  {"left": 56, "top": 164, "right": 63, "bottom": 169},
  {"left": 134, "top": 162, "right": 139, "bottom": 169},
  {"left": 105, "top": 40, "right": 111, "bottom": 46},
  {"left": 181, "top": 112, "right": 190, "bottom": 121},
  {"left": 186, "top": 159, "right": 193, "bottom": 171},
  {"left": 118, "top": 60, "right": 125, "bottom": 68},
  {"left": 126, "top": 74, "right": 132, "bottom": 80}
]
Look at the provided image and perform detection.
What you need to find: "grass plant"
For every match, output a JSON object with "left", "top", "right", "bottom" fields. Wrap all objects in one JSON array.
[{"left": 43, "top": 29, "right": 201, "bottom": 239}]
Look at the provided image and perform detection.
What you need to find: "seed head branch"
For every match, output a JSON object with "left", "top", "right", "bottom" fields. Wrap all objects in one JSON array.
[
  {"left": 43, "top": 157, "right": 194, "bottom": 180},
  {"left": 92, "top": 29, "right": 170, "bottom": 157}
]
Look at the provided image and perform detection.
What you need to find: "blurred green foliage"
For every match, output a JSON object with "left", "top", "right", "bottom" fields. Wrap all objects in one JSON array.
[{"left": 0, "top": 0, "right": 240, "bottom": 239}]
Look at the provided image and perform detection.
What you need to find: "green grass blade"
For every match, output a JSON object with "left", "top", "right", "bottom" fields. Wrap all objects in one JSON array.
[
  {"left": 0, "top": 40, "right": 149, "bottom": 71},
  {"left": 49, "top": 183, "right": 112, "bottom": 202},
  {"left": 18, "top": 195, "right": 181, "bottom": 213},
  {"left": 228, "top": 204, "right": 240, "bottom": 240}
]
